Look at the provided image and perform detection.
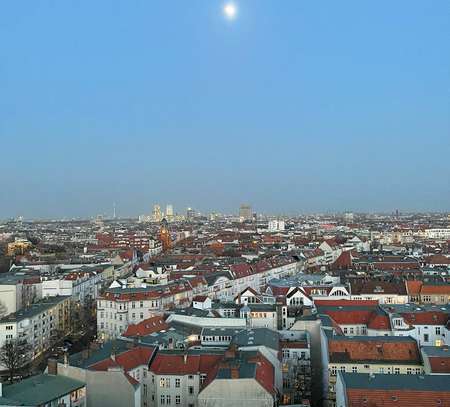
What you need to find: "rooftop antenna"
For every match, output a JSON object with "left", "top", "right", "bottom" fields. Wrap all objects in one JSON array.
[{"left": 113, "top": 202, "right": 116, "bottom": 219}]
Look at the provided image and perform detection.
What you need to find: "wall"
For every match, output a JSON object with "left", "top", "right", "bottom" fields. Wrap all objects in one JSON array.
[{"left": 198, "top": 378, "right": 273, "bottom": 407}]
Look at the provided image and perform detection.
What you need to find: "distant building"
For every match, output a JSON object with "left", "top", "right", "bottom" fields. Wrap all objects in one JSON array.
[
  {"left": 6, "top": 238, "right": 32, "bottom": 256},
  {"left": 268, "top": 220, "right": 285, "bottom": 232},
  {"left": 425, "top": 228, "right": 450, "bottom": 239},
  {"left": 239, "top": 204, "right": 252, "bottom": 222},
  {"left": 165, "top": 204, "right": 174, "bottom": 221},
  {"left": 343, "top": 212, "right": 354, "bottom": 223},
  {"left": 186, "top": 207, "right": 196, "bottom": 221},
  {"left": 152, "top": 204, "right": 162, "bottom": 222}
]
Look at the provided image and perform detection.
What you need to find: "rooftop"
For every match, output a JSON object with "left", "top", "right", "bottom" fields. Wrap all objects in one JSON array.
[{"left": 0, "top": 374, "right": 85, "bottom": 406}]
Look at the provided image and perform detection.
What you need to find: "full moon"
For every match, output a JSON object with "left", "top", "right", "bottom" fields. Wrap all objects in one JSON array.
[{"left": 223, "top": 3, "right": 237, "bottom": 19}]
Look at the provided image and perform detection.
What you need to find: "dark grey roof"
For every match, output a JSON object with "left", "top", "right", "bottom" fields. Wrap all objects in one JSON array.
[
  {"left": 339, "top": 372, "right": 450, "bottom": 392},
  {"left": 0, "top": 296, "right": 70, "bottom": 323},
  {"left": 421, "top": 345, "right": 450, "bottom": 358},
  {"left": 232, "top": 328, "right": 279, "bottom": 351},
  {"left": 0, "top": 374, "right": 85, "bottom": 405}
]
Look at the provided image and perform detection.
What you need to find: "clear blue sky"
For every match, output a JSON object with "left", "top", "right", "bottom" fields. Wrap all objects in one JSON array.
[{"left": 1, "top": 0, "right": 449, "bottom": 218}]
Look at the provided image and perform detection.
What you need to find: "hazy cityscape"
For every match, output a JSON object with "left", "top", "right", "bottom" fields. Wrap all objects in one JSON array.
[{"left": 1, "top": 0, "right": 449, "bottom": 406}]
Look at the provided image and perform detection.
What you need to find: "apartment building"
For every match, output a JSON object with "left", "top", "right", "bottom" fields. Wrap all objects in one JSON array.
[
  {"left": 0, "top": 295, "right": 71, "bottom": 368},
  {"left": 322, "top": 334, "right": 423, "bottom": 407},
  {"left": 97, "top": 282, "right": 193, "bottom": 340},
  {"left": 149, "top": 350, "right": 224, "bottom": 407}
]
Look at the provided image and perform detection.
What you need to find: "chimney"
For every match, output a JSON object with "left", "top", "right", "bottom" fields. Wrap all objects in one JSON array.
[
  {"left": 225, "top": 344, "right": 237, "bottom": 360},
  {"left": 63, "top": 352, "right": 69, "bottom": 367},
  {"left": 48, "top": 358, "right": 58, "bottom": 376}
]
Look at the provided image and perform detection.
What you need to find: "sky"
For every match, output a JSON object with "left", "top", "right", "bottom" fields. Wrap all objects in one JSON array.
[{"left": 0, "top": 0, "right": 449, "bottom": 219}]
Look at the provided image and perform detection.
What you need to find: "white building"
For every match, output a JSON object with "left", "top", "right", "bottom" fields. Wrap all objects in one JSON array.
[
  {"left": 268, "top": 220, "right": 285, "bottom": 232},
  {"left": 425, "top": 228, "right": 450, "bottom": 239}
]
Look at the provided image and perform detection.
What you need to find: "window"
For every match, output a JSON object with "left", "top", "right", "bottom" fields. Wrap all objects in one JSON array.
[
  {"left": 176, "top": 395, "right": 181, "bottom": 405},
  {"left": 330, "top": 366, "right": 337, "bottom": 376},
  {"left": 188, "top": 386, "right": 194, "bottom": 395},
  {"left": 406, "top": 368, "right": 412, "bottom": 375},
  {"left": 166, "top": 395, "right": 171, "bottom": 405},
  {"left": 352, "top": 366, "right": 358, "bottom": 373},
  {"left": 161, "top": 395, "right": 166, "bottom": 405},
  {"left": 436, "top": 327, "right": 441, "bottom": 335},
  {"left": 424, "top": 334, "right": 429, "bottom": 342},
  {"left": 394, "top": 368, "right": 400, "bottom": 374},
  {"left": 175, "top": 378, "right": 180, "bottom": 388}
]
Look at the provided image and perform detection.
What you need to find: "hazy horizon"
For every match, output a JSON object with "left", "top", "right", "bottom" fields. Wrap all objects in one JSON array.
[{"left": 1, "top": 0, "right": 449, "bottom": 219}]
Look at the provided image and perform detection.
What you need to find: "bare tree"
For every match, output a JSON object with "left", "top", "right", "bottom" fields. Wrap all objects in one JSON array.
[{"left": 0, "top": 340, "right": 30, "bottom": 383}]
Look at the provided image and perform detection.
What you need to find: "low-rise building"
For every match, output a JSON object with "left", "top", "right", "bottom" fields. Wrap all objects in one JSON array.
[{"left": 0, "top": 370, "right": 86, "bottom": 407}]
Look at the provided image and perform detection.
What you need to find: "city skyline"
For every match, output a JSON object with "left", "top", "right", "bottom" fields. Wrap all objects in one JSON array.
[{"left": 1, "top": 0, "right": 449, "bottom": 218}]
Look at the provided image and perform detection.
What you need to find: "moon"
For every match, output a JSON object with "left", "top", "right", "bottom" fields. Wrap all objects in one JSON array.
[{"left": 223, "top": 3, "right": 237, "bottom": 20}]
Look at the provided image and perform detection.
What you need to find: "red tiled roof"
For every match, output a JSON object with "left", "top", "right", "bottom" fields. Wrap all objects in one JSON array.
[
  {"left": 346, "top": 389, "right": 450, "bottom": 406},
  {"left": 230, "top": 263, "right": 253, "bottom": 279},
  {"left": 150, "top": 353, "right": 222, "bottom": 375},
  {"left": 253, "top": 354, "right": 276, "bottom": 395},
  {"left": 323, "top": 310, "right": 374, "bottom": 326},
  {"left": 123, "top": 316, "right": 169, "bottom": 337},
  {"left": 428, "top": 355, "right": 450, "bottom": 373},
  {"left": 90, "top": 346, "right": 155, "bottom": 372},
  {"left": 193, "top": 295, "right": 209, "bottom": 302},
  {"left": 280, "top": 341, "right": 308, "bottom": 349},
  {"left": 328, "top": 338, "right": 420, "bottom": 363},
  {"left": 332, "top": 250, "right": 353, "bottom": 269},
  {"left": 367, "top": 312, "right": 391, "bottom": 330},
  {"left": 406, "top": 280, "right": 423, "bottom": 296},
  {"left": 427, "top": 254, "right": 450, "bottom": 265},
  {"left": 420, "top": 285, "right": 450, "bottom": 295},
  {"left": 267, "top": 285, "right": 290, "bottom": 296},
  {"left": 401, "top": 311, "right": 449, "bottom": 326}
]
